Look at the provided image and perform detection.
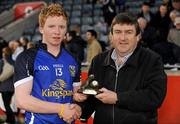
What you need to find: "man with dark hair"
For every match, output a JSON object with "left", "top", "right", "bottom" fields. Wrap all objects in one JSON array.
[
  {"left": 154, "top": 4, "right": 171, "bottom": 42},
  {"left": 86, "top": 30, "right": 97, "bottom": 38},
  {"left": 138, "top": 2, "right": 155, "bottom": 27},
  {"left": 79, "top": 12, "right": 167, "bottom": 124},
  {"left": 85, "top": 29, "right": 102, "bottom": 67}
]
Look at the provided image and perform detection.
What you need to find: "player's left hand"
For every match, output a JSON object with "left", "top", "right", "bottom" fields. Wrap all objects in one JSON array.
[{"left": 73, "top": 92, "right": 88, "bottom": 102}]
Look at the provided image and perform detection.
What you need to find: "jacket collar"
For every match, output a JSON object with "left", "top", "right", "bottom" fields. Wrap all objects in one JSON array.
[
  {"left": 103, "top": 44, "right": 142, "bottom": 68},
  {"left": 103, "top": 49, "right": 114, "bottom": 67}
]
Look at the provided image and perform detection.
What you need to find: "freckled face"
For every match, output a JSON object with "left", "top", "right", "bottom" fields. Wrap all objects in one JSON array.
[{"left": 39, "top": 16, "right": 67, "bottom": 46}]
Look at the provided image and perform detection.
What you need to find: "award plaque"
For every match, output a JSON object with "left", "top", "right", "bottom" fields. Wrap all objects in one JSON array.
[{"left": 78, "top": 74, "right": 101, "bottom": 95}]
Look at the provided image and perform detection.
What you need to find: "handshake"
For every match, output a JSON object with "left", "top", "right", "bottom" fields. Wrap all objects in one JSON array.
[
  {"left": 59, "top": 74, "right": 101, "bottom": 123},
  {"left": 58, "top": 103, "right": 81, "bottom": 124}
]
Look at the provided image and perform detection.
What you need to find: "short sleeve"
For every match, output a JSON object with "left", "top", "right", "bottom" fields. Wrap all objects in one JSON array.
[{"left": 14, "top": 49, "right": 36, "bottom": 88}]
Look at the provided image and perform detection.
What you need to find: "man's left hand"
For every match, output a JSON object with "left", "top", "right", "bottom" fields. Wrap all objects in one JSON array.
[{"left": 95, "top": 88, "right": 118, "bottom": 104}]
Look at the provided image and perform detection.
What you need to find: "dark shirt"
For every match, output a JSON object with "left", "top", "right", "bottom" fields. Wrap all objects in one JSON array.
[
  {"left": 81, "top": 45, "right": 167, "bottom": 124},
  {"left": 65, "top": 36, "right": 86, "bottom": 63}
]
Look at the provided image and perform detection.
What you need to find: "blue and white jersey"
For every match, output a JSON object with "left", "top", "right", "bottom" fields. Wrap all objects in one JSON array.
[{"left": 14, "top": 43, "right": 80, "bottom": 124}]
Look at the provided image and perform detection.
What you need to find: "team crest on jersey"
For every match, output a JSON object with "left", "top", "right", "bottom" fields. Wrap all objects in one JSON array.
[
  {"left": 69, "top": 65, "right": 76, "bottom": 77},
  {"left": 50, "top": 79, "right": 66, "bottom": 91}
]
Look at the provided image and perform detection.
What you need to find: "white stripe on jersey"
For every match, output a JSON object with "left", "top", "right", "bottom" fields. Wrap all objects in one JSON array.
[
  {"left": 29, "top": 113, "right": 35, "bottom": 124},
  {"left": 14, "top": 76, "right": 33, "bottom": 88}
]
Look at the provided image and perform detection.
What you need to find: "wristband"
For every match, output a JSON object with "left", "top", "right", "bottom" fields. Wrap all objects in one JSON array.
[{"left": 59, "top": 104, "right": 64, "bottom": 118}]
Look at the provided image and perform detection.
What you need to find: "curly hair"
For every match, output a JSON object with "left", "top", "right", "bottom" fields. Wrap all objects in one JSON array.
[{"left": 39, "top": 3, "right": 68, "bottom": 27}]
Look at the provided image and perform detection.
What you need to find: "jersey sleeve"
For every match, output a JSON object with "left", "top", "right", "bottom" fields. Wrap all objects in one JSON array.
[{"left": 14, "top": 50, "right": 35, "bottom": 88}]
